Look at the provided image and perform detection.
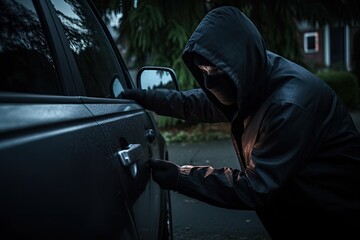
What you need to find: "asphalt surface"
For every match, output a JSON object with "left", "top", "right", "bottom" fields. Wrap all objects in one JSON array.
[{"left": 166, "top": 110, "right": 360, "bottom": 240}]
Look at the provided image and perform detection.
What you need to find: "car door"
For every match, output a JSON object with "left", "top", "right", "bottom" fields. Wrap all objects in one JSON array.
[
  {"left": 46, "top": 0, "right": 164, "bottom": 239},
  {"left": 0, "top": 0, "right": 162, "bottom": 239}
]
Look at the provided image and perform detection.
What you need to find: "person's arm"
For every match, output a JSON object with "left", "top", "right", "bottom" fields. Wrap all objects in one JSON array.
[
  {"left": 150, "top": 102, "right": 321, "bottom": 210},
  {"left": 120, "top": 88, "right": 228, "bottom": 123}
]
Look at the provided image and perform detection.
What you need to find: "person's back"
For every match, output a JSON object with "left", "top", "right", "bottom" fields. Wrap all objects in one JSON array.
[{"left": 253, "top": 51, "right": 360, "bottom": 238}]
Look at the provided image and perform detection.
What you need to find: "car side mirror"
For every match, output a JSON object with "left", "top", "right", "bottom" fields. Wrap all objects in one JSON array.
[{"left": 136, "top": 66, "right": 179, "bottom": 91}]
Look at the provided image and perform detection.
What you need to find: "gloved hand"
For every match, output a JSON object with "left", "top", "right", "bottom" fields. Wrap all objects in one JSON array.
[
  {"left": 119, "top": 89, "right": 147, "bottom": 102},
  {"left": 149, "top": 159, "right": 180, "bottom": 190}
]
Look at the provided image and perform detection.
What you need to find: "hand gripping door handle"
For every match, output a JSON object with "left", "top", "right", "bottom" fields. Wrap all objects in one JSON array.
[{"left": 117, "top": 144, "right": 144, "bottom": 177}]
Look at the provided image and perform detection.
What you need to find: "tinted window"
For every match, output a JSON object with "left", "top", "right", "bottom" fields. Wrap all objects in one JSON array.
[
  {"left": 0, "top": 0, "right": 61, "bottom": 95},
  {"left": 50, "top": 0, "right": 125, "bottom": 98}
]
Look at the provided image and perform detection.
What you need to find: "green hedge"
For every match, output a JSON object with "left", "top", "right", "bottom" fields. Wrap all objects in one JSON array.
[{"left": 316, "top": 70, "right": 359, "bottom": 110}]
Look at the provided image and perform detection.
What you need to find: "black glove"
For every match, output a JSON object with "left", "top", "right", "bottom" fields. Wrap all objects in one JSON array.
[
  {"left": 149, "top": 159, "right": 180, "bottom": 190},
  {"left": 119, "top": 89, "right": 147, "bottom": 102}
]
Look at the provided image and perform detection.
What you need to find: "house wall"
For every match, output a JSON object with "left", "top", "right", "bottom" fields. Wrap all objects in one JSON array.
[
  {"left": 298, "top": 21, "right": 360, "bottom": 72},
  {"left": 297, "top": 21, "right": 325, "bottom": 71},
  {"left": 301, "top": 29, "right": 325, "bottom": 71}
]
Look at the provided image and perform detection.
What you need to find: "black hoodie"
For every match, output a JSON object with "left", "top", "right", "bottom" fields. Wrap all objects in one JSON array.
[{"left": 145, "top": 6, "right": 360, "bottom": 239}]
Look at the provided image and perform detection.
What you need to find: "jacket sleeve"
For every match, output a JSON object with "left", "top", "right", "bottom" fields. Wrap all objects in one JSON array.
[
  {"left": 175, "top": 102, "right": 322, "bottom": 210},
  {"left": 143, "top": 88, "right": 228, "bottom": 123},
  {"left": 176, "top": 165, "right": 257, "bottom": 210}
]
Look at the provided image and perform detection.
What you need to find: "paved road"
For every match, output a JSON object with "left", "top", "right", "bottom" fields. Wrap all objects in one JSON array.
[{"left": 167, "top": 110, "right": 360, "bottom": 240}]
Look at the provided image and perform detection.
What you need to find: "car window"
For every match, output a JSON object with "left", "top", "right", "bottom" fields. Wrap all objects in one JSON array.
[
  {"left": 50, "top": 0, "right": 125, "bottom": 98},
  {"left": 0, "top": 0, "right": 61, "bottom": 95}
]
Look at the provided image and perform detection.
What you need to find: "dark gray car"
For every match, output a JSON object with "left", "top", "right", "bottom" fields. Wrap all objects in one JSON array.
[{"left": 0, "top": 0, "right": 176, "bottom": 239}]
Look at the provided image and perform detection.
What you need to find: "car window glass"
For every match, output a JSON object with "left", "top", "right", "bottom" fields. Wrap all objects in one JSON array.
[
  {"left": 50, "top": 0, "right": 125, "bottom": 98},
  {"left": 0, "top": 0, "right": 61, "bottom": 95}
]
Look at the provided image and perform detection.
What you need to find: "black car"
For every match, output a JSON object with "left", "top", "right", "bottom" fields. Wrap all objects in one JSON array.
[{"left": 0, "top": 0, "right": 177, "bottom": 239}]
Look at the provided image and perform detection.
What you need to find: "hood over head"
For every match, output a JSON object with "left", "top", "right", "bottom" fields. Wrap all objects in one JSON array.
[{"left": 182, "top": 6, "right": 269, "bottom": 122}]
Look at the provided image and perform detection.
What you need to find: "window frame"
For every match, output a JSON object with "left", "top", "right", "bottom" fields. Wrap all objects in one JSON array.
[
  {"left": 36, "top": 0, "right": 79, "bottom": 96},
  {"left": 303, "top": 31, "right": 319, "bottom": 54},
  {"left": 45, "top": 0, "right": 134, "bottom": 98}
]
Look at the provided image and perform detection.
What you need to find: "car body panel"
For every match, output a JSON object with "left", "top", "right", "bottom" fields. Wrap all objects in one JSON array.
[
  {"left": 83, "top": 97, "right": 161, "bottom": 239},
  {"left": 0, "top": 94, "right": 137, "bottom": 239}
]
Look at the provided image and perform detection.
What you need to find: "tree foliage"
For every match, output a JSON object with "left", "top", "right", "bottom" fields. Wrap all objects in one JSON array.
[{"left": 92, "top": 0, "right": 360, "bottom": 90}]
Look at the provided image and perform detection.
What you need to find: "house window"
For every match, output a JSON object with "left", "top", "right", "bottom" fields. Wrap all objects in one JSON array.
[{"left": 304, "top": 32, "right": 319, "bottom": 53}]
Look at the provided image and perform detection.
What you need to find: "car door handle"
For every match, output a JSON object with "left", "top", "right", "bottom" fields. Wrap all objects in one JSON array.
[{"left": 117, "top": 144, "right": 144, "bottom": 177}]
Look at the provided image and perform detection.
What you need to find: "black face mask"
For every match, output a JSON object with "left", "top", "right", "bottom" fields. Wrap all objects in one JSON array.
[{"left": 203, "top": 72, "right": 237, "bottom": 105}]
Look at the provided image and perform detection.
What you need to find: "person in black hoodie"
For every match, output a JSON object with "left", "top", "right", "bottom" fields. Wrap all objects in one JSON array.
[{"left": 121, "top": 6, "right": 360, "bottom": 239}]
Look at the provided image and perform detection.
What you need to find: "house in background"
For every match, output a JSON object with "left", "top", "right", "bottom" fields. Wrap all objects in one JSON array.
[{"left": 297, "top": 21, "right": 360, "bottom": 72}]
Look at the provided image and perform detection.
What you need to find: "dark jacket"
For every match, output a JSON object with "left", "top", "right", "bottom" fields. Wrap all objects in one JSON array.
[{"left": 147, "top": 6, "right": 360, "bottom": 239}]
